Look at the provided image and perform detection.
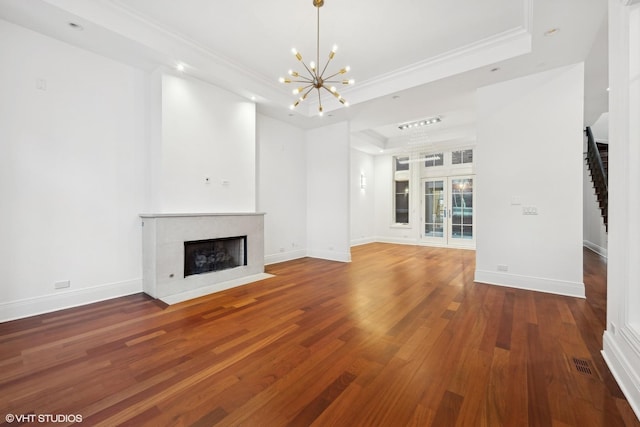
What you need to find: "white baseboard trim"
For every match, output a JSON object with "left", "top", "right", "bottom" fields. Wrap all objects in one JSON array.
[
  {"left": 602, "top": 330, "right": 640, "bottom": 422},
  {"left": 350, "top": 237, "right": 377, "bottom": 247},
  {"left": 583, "top": 240, "right": 608, "bottom": 258},
  {"left": 264, "top": 249, "right": 307, "bottom": 265},
  {"left": 351, "top": 238, "right": 475, "bottom": 250},
  {"left": 474, "top": 270, "right": 585, "bottom": 298},
  {"left": 161, "top": 273, "right": 275, "bottom": 305},
  {"left": 306, "top": 249, "right": 351, "bottom": 263},
  {"left": 374, "top": 236, "right": 419, "bottom": 246},
  {"left": 0, "top": 279, "right": 142, "bottom": 323}
]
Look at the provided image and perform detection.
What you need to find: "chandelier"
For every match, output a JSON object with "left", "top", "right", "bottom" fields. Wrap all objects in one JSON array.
[{"left": 279, "top": 0, "right": 354, "bottom": 116}]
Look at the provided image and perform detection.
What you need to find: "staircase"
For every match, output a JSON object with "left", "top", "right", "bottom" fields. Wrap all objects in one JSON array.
[{"left": 585, "top": 127, "right": 608, "bottom": 231}]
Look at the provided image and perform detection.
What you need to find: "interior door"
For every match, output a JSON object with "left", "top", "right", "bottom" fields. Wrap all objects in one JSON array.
[{"left": 422, "top": 176, "right": 475, "bottom": 247}]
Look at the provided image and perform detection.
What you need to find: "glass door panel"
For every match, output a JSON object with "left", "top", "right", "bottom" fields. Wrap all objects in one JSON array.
[
  {"left": 424, "top": 180, "right": 445, "bottom": 238},
  {"left": 450, "top": 178, "right": 473, "bottom": 241},
  {"left": 422, "top": 176, "right": 475, "bottom": 247}
]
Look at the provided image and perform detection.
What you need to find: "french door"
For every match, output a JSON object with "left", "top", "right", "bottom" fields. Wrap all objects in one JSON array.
[{"left": 422, "top": 176, "right": 475, "bottom": 248}]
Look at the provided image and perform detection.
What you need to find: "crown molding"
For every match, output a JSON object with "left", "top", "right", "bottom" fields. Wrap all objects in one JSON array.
[
  {"left": 299, "top": 25, "right": 532, "bottom": 117},
  {"left": 41, "top": 0, "right": 288, "bottom": 104},
  {"left": 41, "top": 0, "right": 534, "bottom": 117},
  {"left": 299, "top": 0, "right": 534, "bottom": 116}
]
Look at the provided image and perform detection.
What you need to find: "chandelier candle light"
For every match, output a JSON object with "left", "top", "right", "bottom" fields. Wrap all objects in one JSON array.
[{"left": 279, "top": 0, "right": 354, "bottom": 116}]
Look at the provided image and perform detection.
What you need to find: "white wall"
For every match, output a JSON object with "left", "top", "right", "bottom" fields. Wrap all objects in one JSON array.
[
  {"left": 350, "top": 148, "right": 376, "bottom": 245},
  {"left": 150, "top": 73, "right": 256, "bottom": 213},
  {"left": 603, "top": 0, "right": 640, "bottom": 420},
  {"left": 306, "top": 122, "right": 351, "bottom": 262},
  {"left": 257, "top": 114, "right": 307, "bottom": 264},
  {"left": 374, "top": 156, "right": 393, "bottom": 240},
  {"left": 475, "top": 63, "right": 585, "bottom": 298},
  {"left": 0, "top": 20, "right": 147, "bottom": 321}
]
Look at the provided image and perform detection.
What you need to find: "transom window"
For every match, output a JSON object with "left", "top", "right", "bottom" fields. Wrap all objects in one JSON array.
[
  {"left": 423, "top": 153, "right": 444, "bottom": 167},
  {"left": 452, "top": 149, "right": 473, "bottom": 165}
]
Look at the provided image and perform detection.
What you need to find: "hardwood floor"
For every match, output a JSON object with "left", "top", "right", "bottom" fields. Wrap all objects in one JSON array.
[{"left": 1, "top": 244, "right": 638, "bottom": 426}]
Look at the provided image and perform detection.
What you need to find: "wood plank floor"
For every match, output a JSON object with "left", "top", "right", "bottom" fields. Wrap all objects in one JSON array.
[{"left": 1, "top": 244, "right": 638, "bottom": 426}]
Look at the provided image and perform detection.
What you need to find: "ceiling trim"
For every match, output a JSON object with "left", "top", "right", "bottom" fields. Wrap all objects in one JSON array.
[
  {"left": 298, "top": 26, "right": 532, "bottom": 117},
  {"left": 298, "top": 0, "right": 534, "bottom": 116},
  {"left": 40, "top": 0, "right": 286, "bottom": 97},
  {"left": 43, "top": 0, "right": 534, "bottom": 118}
]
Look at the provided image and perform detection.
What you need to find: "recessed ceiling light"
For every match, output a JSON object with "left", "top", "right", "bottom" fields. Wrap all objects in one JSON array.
[
  {"left": 392, "top": 95, "right": 401, "bottom": 100},
  {"left": 544, "top": 28, "right": 560, "bottom": 37},
  {"left": 490, "top": 67, "right": 500, "bottom": 72},
  {"left": 176, "top": 63, "right": 185, "bottom": 72},
  {"left": 68, "top": 22, "right": 83, "bottom": 31},
  {"left": 251, "top": 96, "right": 257, "bottom": 101}
]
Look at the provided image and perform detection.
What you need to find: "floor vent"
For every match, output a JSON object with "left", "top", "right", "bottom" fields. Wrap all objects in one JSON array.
[{"left": 572, "top": 357, "right": 595, "bottom": 377}]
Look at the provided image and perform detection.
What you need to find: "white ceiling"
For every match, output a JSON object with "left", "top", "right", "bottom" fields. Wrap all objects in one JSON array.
[{"left": 0, "top": 0, "right": 608, "bottom": 154}]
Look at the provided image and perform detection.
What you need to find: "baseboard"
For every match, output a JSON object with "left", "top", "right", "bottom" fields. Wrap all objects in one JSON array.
[
  {"left": 602, "top": 330, "right": 640, "bottom": 422},
  {"left": 374, "top": 236, "right": 419, "bottom": 246},
  {"left": 306, "top": 249, "right": 351, "bottom": 263},
  {"left": 583, "top": 240, "right": 608, "bottom": 258},
  {"left": 350, "top": 237, "right": 377, "bottom": 247},
  {"left": 0, "top": 279, "right": 142, "bottom": 323},
  {"left": 474, "top": 270, "right": 585, "bottom": 298},
  {"left": 264, "top": 249, "right": 307, "bottom": 265}
]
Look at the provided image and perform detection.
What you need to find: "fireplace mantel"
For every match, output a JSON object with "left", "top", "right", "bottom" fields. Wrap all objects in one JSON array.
[
  {"left": 140, "top": 213, "right": 266, "bottom": 303},
  {"left": 140, "top": 212, "right": 265, "bottom": 218}
]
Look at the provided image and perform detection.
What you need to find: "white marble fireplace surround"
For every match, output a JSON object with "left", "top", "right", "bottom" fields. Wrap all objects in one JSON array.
[{"left": 140, "top": 213, "right": 269, "bottom": 304}]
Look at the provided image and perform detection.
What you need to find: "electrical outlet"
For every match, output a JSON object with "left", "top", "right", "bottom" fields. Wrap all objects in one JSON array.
[
  {"left": 497, "top": 264, "right": 508, "bottom": 272},
  {"left": 54, "top": 280, "right": 70, "bottom": 289}
]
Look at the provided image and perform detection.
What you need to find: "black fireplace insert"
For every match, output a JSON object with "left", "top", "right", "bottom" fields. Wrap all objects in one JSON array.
[{"left": 184, "top": 236, "right": 247, "bottom": 277}]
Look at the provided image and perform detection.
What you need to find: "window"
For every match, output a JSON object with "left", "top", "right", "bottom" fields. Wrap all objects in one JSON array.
[
  {"left": 423, "top": 152, "right": 444, "bottom": 167},
  {"left": 395, "top": 156, "right": 409, "bottom": 171},
  {"left": 452, "top": 149, "right": 473, "bottom": 165},
  {"left": 394, "top": 156, "right": 410, "bottom": 224}
]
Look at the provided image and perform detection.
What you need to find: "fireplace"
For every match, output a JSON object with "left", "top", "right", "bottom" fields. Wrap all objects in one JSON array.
[
  {"left": 184, "top": 236, "right": 247, "bottom": 277},
  {"left": 139, "top": 213, "right": 266, "bottom": 302}
]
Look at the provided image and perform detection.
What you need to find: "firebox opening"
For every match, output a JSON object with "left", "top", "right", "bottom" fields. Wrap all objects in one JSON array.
[{"left": 184, "top": 236, "right": 247, "bottom": 277}]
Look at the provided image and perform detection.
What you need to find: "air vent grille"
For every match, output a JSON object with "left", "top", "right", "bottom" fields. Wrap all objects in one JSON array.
[{"left": 572, "top": 357, "right": 595, "bottom": 377}]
